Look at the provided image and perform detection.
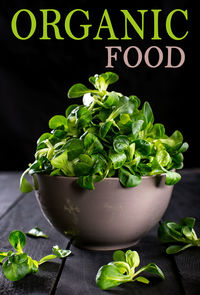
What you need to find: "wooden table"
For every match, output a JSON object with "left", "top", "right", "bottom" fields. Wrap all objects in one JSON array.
[{"left": 0, "top": 170, "right": 200, "bottom": 295}]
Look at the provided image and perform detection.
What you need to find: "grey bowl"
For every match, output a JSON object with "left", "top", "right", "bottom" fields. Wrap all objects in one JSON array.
[{"left": 35, "top": 174, "right": 173, "bottom": 251}]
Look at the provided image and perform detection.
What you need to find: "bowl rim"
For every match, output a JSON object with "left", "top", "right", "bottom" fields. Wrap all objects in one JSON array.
[{"left": 36, "top": 173, "right": 168, "bottom": 181}]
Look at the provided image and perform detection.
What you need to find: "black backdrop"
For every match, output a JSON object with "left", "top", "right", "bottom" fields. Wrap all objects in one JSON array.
[{"left": 0, "top": 1, "right": 195, "bottom": 170}]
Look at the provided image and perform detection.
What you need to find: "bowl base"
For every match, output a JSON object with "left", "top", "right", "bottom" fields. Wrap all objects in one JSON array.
[{"left": 72, "top": 239, "right": 140, "bottom": 251}]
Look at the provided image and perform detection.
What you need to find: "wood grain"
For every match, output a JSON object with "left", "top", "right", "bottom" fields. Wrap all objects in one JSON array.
[
  {"left": 1, "top": 170, "right": 200, "bottom": 295},
  {"left": 0, "top": 172, "right": 22, "bottom": 218},
  {"left": 0, "top": 190, "right": 69, "bottom": 295}
]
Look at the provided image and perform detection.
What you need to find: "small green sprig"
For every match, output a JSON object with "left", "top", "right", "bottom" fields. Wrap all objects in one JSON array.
[
  {"left": 158, "top": 217, "right": 200, "bottom": 254},
  {"left": 0, "top": 230, "right": 71, "bottom": 281},
  {"left": 96, "top": 249, "right": 164, "bottom": 290}
]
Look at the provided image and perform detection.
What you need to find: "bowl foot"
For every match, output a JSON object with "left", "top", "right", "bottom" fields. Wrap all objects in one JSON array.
[{"left": 71, "top": 239, "right": 140, "bottom": 251}]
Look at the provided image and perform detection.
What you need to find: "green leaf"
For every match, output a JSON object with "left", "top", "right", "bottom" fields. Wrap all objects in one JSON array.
[
  {"left": 49, "top": 115, "right": 67, "bottom": 130},
  {"left": 178, "top": 142, "right": 189, "bottom": 153},
  {"left": 134, "top": 139, "right": 151, "bottom": 156},
  {"left": 158, "top": 221, "right": 181, "bottom": 244},
  {"left": 160, "top": 130, "right": 183, "bottom": 151},
  {"left": 51, "top": 150, "right": 74, "bottom": 176},
  {"left": 148, "top": 123, "right": 165, "bottom": 138},
  {"left": 77, "top": 175, "right": 95, "bottom": 190},
  {"left": 84, "top": 133, "right": 103, "bottom": 155},
  {"left": 113, "top": 250, "right": 126, "bottom": 262},
  {"left": 74, "top": 154, "right": 93, "bottom": 176},
  {"left": 0, "top": 252, "right": 8, "bottom": 263},
  {"left": 142, "top": 263, "right": 165, "bottom": 280},
  {"left": 52, "top": 245, "right": 71, "bottom": 258},
  {"left": 38, "top": 254, "right": 57, "bottom": 265},
  {"left": 142, "top": 101, "right": 154, "bottom": 125},
  {"left": 166, "top": 244, "right": 193, "bottom": 254},
  {"left": 109, "top": 151, "right": 127, "bottom": 169},
  {"left": 2, "top": 253, "right": 29, "bottom": 281},
  {"left": 104, "top": 92, "right": 119, "bottom": 107},
  {"left": 106, "top": 96, "right": 134, "bottom": 121},
  {"left": 99, "top": 121, "right": 113, "bottom": 138},
  {"left": 26, "top": 227, "right": 48, "bottom": 239},
  {"left": 178, "top": 217, "right": 196, "bottom": 229},
  {"left": 20, "top": 169, "right": 34, "bottom": 193},
  {"left": 62, "top": 138, "right": 84, "bottom": 161},
  {"left": 91, "top": 154, "right": 107, "bottom": 175},
  {"left": 96, "top": 264, "right": 131, "bottom": 290},
  {"left": 37, "top": 132, "right": 52, "bottom": 145},
  {"left": 132, "top": 120, "right": 144, "bottom": 138},
  {"left": 113, "top": 135, "right": 129, "bottom": 153},
  {"left": 65, "top": 104, "right": 79, "bottom": 118},
  {"left": 133, "top": 276, "right": 150, "bottom": 284},
  {"left": 68, "top": 83, "right": 95, "bottom": 98},
  {"left": 27, "top": 256, "right": 38, "bottom": 274},
  {"left": 119, "top": 168, "right": 142, "bottom": 188},
  {"left": 129, "top": 95, "right": 141, "bottom": 108},
  {"left": 156, "top": 150, "right": 171, "bottom": 167},
  {"left": 182, "top": 226, "right": 193, "bottom": 239},
  {"left": 9, "top": 230, "right": 26, "bottom": 253},
  {"left": 165, "top": 171, "right": 181, "bottom": 185},
  {"left": 89, "top": 72, "right": 119, "bottom": 91},
  {"left": 125, "top": 250, "right": 140, "bottom": 269},
  {"left": 77, "top": 106, "right": 92, "bottom": 129}
]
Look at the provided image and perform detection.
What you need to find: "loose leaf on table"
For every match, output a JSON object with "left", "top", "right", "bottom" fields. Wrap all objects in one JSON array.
[
  {"left": 0, "top": 230, "right": 71, "bottom": 281},
  {"left": 2, "top": 253, "right": 30, "bottom": 281},
  {"left": 96, "top": 249, "right": 164, "bottom": 290},
  {"left": 158, "top": 217, "right": 200, "bottom": 254},
  {"left": 26, "top": 227, "right": 48, "bottom": 239},
  {"left": 52, "top": 245, "right": 71, "bottom": 258},
  {"left": 9, "top": 230, "right": 26, "bottom": 253}
]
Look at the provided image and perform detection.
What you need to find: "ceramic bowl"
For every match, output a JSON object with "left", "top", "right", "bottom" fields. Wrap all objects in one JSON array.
[{"left": 35, "top": 174, "right": 173, "bottom": 250}]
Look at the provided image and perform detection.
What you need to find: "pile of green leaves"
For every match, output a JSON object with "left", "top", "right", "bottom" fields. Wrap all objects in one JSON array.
[
  {"left": 96, "top": 249, "right": 164, "bottom": 290},
  {"left": 158, "top": 217, "right": 200, "bottom": 254},
  {"left": 20, "top": 72, "right": 188, "bottom": 191},
  {"left": 0, "top": 230, "right": 71, "bottom": 281}
]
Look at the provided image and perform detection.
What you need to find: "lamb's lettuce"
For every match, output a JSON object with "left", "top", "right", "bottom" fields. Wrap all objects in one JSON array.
[
  {"left": 20, "top": 72, "right": 188, "bottom": 191},
  {"left": 96, "top": 249, "right": 164, "bottom": 290}
]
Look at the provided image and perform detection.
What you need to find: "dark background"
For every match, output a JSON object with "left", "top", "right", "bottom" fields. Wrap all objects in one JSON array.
[{"left": 0, "top": 1, "right": 195, "bottom": 170}]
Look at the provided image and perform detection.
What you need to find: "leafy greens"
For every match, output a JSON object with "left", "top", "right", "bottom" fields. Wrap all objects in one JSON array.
[
  {"left": 0, "top": 230, "right": 71, "bottom": 281},
  {"left": 158, "top": 217, "right": 200, "bottom": 254},
  {"left": 20, "top": 72, "right": 188, "bottom": 191},
  {"left": 96, "top": 249, "right": 164, "bottom": 290}
]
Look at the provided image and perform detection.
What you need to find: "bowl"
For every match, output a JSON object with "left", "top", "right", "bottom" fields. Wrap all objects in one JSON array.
[{"left": 35, "top": 174, "right": 173, "bottom": 250}]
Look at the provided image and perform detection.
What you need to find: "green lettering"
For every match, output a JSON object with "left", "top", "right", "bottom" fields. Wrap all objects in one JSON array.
[
  {"left": 166, "top": 9, "right": 188, "bottom": 40},
  {"left": 151, "top": 9, "right": 162, "bottom": 40},
  {"left": 121, "top": 10, "right": 147, "bottom": 40},
  {"left": 11, "top": 9, "right": 36, "bottom": 40},
  {"left": 65, "top": 9, "right": 91, "bottom": 40},
  {"left": 93, "top": 9, "right": 118, "bottom": 40},
  {"left": 40, "top": 9, "right": 64, "bottom": 40}
]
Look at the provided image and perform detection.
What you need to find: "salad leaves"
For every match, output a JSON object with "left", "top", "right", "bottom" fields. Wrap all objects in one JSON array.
[
  {"left": 158, "top": 217, "right": 200, "bottom": 254},
  {"left": 20, "top": 72, "right": 188, "bottom": 191},
  {"left": 96, "top": 249, "right": 164, "bottom": 290},
  {"left": 0, "top": 230, "right": 71, "bottom": 281}
]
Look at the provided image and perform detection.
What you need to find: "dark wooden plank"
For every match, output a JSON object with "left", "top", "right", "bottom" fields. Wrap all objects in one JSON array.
[
  {"left": 164, "top": 169, "right": 200, "bottom": 220},
  {"left": 55, "top": 228, "right": 183, "bottom": 295},
  {"left": 163, "top": 170, "right": 200, "bottom": 295},
  {"left": 0, "top": 172, "right": 22, "bottom": 218},
  {"left": 0, "top": 191, "right": 69, "bottom": 295}
]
